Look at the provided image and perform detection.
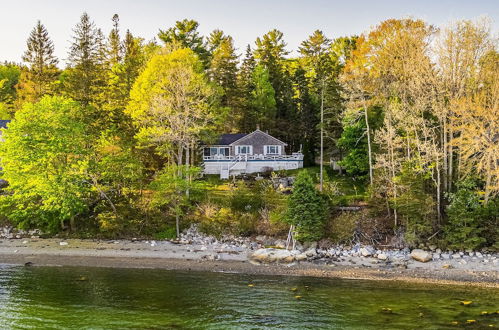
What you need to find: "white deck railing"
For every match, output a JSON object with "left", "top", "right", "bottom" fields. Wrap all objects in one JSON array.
[{"left": 203, "top": 153, "right": 304, "bottom": 161}]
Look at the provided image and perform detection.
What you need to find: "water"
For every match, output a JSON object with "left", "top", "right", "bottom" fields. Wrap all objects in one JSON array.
[{"left": 0, "top": 264, "right": 497, "bottom": 329}]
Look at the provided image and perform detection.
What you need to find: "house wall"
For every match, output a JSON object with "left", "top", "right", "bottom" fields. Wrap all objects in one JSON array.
[{"left": 231, "top": 131, "right": 286, "bottom": 155}]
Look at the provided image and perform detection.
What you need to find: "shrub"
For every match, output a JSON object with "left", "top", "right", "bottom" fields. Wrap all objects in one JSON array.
[
  {"left": 444, "top": 179, "right": 497, "bottom": 250},
  {"left": 392, "top": 162, "right": 435, "bottom": 246},
  {"left": 327, "top": 212, "right": 360, "bottom": 244},
  {"left": 228, "top": 181, "right": 263, "bottom": 213},
  {"left": 285, "top": 170, "right": 328, "bottom": 242}
]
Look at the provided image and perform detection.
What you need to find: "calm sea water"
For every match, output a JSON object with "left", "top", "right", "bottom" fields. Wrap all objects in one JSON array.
[{"left": 0, "top": 264, "right": 497, "bottom": 329}]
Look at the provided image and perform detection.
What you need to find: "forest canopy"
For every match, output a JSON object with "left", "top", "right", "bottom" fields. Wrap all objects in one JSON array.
[{"left": 0, "top": 13, "right": 497, "bottom": 250}]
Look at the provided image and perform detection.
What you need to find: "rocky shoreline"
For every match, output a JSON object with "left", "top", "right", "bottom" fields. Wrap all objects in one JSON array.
[{"left": 0, "top": 225, "right": 497, "bottom": 286}]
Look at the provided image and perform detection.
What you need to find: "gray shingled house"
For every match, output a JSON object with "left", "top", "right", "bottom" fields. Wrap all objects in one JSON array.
[{"left": 202, "top": 129, "right": 303, "bottom": 178}]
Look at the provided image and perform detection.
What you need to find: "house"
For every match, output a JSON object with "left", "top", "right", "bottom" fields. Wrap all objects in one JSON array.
[{"left": 202, "top": 129, "right": 303, "bottom": 179}]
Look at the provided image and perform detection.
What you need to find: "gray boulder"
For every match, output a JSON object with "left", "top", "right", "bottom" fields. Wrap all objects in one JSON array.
[
  {"left": 410, "top": 249, "right": 432, "bottom": 262},
  {"left": 377, "top": 253, "right": 388, "bottom": 260},
  {"left": 360, "top": 246, "right": 375, "bottom": 257},
  {"left": 249, "top": 248, "right": 296, "bottom": 264}
]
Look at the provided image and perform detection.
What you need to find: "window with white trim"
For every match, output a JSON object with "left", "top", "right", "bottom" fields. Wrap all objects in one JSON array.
[
  {"left": 204, "top": 147, "right": 229, "bottom": 157},
  {"left": 265, "top": 145, "right": 280, "bottom": 155},
  {"left": 236, "top": 145, "right": 252, "bottom": 155}
]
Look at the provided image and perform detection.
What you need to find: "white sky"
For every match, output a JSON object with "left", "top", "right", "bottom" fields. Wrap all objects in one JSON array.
[{"left": 1, "top": 0, "right": 497, "bottom": 65}]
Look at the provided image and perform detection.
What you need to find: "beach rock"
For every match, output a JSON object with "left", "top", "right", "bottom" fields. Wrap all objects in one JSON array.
[
  {"left": 305, "top": 248, "right": 318, "bottom": 258},
  {"left": 249, "top": 248, "right": 295, "bottom": 264},
  {"left": 274, "top": 239, "right": 286, "bottom": 249},
  {"left": 377, "top": 253, "right": 388, "bottom": 260},
  {"left": 452, "top": 253, "right": 461, "bottom": 259},
  {"left": 360, "top": 246, "right": 375, "bottom": 257},
  {"left": 475, "top": 252, "right": 483, "bottom": 258},
  {"left": 295, "top": 253, "right": 308, "bottom": 261},
  {"left": 410, "top": 249, "right": 432, "bottom": 262},
  {"left": 59, "top": 242, "right": 68, "bottom": 246},
  {"left": 433, "top": 253, "right": 441, "bottom": 260},
  {"left": 441, "top": 253, "right": 450, "bottom": 260}
]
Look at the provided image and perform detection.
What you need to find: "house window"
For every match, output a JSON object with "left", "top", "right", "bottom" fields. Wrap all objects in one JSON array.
[
  {"left": 265, "top": 145, "right": 280, "bottom": 155},
  {"left": 236, "top": 145, "right": 252, "bottom": 155},
  {"left": 204, "top": 147, "right": 230, "bottom": 157}
]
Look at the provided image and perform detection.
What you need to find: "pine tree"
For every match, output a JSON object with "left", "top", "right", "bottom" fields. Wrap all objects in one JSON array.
[
  {"left": 238, "top": 45, "right": 256, "bottom": 132},
  {"left": 254, "top": 30, "right": 293, "bottom": 138},
  {"left": 251, "top": 65, "right": 276, "bottom": 131},
  {"left": 64, "top": 12, "right": 106, "bottom": 107},
  {"left": 107, "top": 14, "right": 122, "bottom": 65},
  {"left": 207, "top": 30, "right": 239, "bottom": 131},
  {"left": 16, "top": 21, "right": 59, "bottom": 104},
  {"left": 285, "top": 170, "right": 328, "bottom": 242},
  {"left": 101, "top": 28, "right": 145, "bottom": 131},
  {"left": 292, "top": 66, "right": 317, "bottom": 165},
  {"left": 158, "top": 19, "right": 209, "bottom": 65}
]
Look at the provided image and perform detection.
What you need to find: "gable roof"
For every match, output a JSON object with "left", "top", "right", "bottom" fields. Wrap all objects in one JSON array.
[
  {"left": 230, "top": 129, "right": 287, "bottom": 146},
  {"left": 216, "top": 133, "right": 248, "bottom": 145},
  {"left": 0, "top": 120, "right": 11, "bottom": 129}
]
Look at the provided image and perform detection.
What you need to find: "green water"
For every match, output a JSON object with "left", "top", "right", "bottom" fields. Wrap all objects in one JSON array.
[{"left": 0, "top": 264, "right": 497, "bottom": 329}]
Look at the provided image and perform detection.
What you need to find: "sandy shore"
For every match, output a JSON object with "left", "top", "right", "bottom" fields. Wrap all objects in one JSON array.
[{"left": 0, "top": 238, "right": 497, "bottom": 288}]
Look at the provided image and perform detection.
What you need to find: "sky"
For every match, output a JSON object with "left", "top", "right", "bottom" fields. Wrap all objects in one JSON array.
[{"left": 1, "top": 0, "right": 497, "bottom": 64}]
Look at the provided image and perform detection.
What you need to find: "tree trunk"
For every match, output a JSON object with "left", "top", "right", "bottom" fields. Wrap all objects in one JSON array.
[
  {"left": 363, "top": 99, "right": 373, "bottom": 186},
  {"left": 319, "top": 80, "right": 324, "bottom": 192},
  {"left": 175, "top": 212, "right": 180, "bottom": 238},
  {"left": 448, "top": 124, "right": 453, "bottom": 192},
  {"left": 442, "top": 118, "right": 448, "bottom": 193},
  {"left": 69, "top": 216, "right": 76, "bottom": 232}
]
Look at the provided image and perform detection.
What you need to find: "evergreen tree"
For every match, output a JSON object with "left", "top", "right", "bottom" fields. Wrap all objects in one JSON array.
[
  {"left": 207, "top": 30, "right": 239, "bottom": 131},
  {"left": 63, "top": 12, "right": 106, "bottom": 107},
  {"left": 285, "top": 171, "right": 328, "bottom": 242},
  {"left": 158, "top": 19, "right": 209, "bottom": 65},
  {"left": 251, "top": 65, "right": 276, "bottom": 130},
  {"left": 238, "top": 45, "right": 256, "bottom": 131},
  {"left": 291, "top": 66, "right": 317, "bottom": 165},
  {"left": 107, "top": 14, "right": 122, "bottom": 65},
  {"left": 254, "top": 29, "right": 293, "bottom": 138},
  {"left": 16, "top": 21, "right": 59, "bottom": 105}
]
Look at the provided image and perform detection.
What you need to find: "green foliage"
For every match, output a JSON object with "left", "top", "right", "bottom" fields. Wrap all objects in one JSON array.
[
  {"left": 392, "top": 162, "right": 435, "bottom": 245},
  {"left": 0, "top": 96, "right": 91, "bottom": 232},
  {"left": 63, "top": 12, "right": 106, "bottom": 107},
  {"left": 337, "top": 106, "right": 382, "bottom": 178},
  {"left": 251, "top": 65, "right": 276, "bottom": 129},
  {"left": 16, "top": 20, "right": 59, "bottom": 105},
  {"left": 444, "top": 180, "right": 497, "bottom": 250},
  {"left": 149, "top": 165, "right": 203, "bottom": 236},
  {"left": 154, "top": 226, "right": 178, "bottom": 240},
  {"left": 0, "top": 63, "right": 21, "bottom": 116},
  {"left": 285, "top": 170, "right": 328, "bottom": 241},
  {"left": 126, "top": 47, "right": 221, "bottom": 161},
  {"left": 158, "top": 19, "right": 209, "bottom": 65},
  {"left": 228, "top": 181, "right": 264, "bottom": 213}
]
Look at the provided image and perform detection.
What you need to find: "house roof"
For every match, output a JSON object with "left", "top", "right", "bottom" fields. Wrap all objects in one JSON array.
[
  {"left": 216, "top": 133, "right": 248, "bottom": 145},
  {"left": 230, "top": 129, "right": 287, "bottom": 146},
  {"left": 0, "top": 120, "right": 11, "bottom": 129}
]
